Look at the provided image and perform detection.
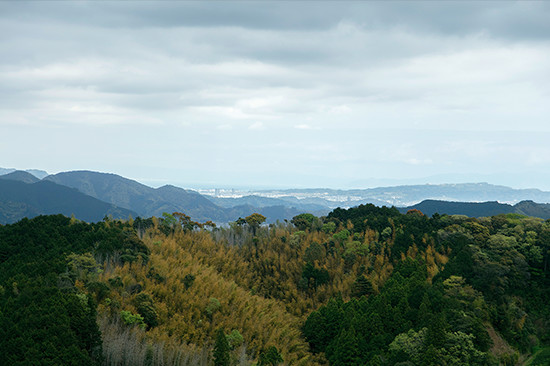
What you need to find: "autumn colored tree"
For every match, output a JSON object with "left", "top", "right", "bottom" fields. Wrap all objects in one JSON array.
[
  {"left": 258, "top": 346, "right": 283, "bottom": 365},
  {"left": 245, "top": 213, "right": 266, "bottom": 235}
]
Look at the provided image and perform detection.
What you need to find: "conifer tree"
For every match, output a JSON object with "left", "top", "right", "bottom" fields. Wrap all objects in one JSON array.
[
  {"left": 351, "top": 275, "right": 374, "bottom": 298},
  {"left": 213, "top": 328, "right": 230, "bottom": 366},
  {"left": 426, "top": 313, "right": 447, "bottom": 348}
]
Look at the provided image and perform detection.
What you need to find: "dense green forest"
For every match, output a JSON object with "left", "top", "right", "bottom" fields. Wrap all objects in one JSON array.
[
  {"left": 1, "top": 205, "right": 549, "bottom": 365},
  {"left": 0, "top": 215, "right": 148, "bottom": 365}
]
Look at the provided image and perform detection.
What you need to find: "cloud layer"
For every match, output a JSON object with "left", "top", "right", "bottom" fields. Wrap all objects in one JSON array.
[{"left": 1, "top": 2, "right": 549, "bottom": 189}]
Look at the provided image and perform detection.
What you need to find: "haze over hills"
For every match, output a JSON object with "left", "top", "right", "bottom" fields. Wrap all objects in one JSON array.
[
  {"left": 206, "top": 195, "right": 330, "bottom": 216},
  {"left": 0, "top": 170, "right": 40, "bottom": 184},
  {"left": 201, "top": 183, "right": 550, "bottom": 208},
  {"left": 0, "top": 168, "right": 49, "bottom": 180},
  {"left": 399, "top": 199, "right": 550, "bottom": 220},
  {"left": 0, "top": 169, "right": 318, "bottom": 223},
  {"left": 42, "top": 170, "right": 311, "bottom": 223},
  {"left": 3, "top": 167, "right": 550, "bottom": 223},
  {"left": 42, "top": 171, "right": 229, "bottom": 222},
  {"left": 43, "top": 171, "right": 218, "bottom": 220},
  {"left": 0, "top": 178, "right": 136, "bottom": 224}
]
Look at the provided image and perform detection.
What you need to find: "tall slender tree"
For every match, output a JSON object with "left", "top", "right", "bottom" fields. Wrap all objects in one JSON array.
[{"left": 213, "top": 328, "right": 230, "bottom": 366}]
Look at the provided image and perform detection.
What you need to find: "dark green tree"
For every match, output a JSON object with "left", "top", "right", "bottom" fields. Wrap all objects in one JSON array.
[
  {"left": 327, "top": 326, "right": 361, "bottom": 366},
  {"left": 351, "top": 275, "right": 374, "bottom": 298},
  {"left": 426, "top": 312, "right": 447, "bottom": 348},
  {"left": 213, "top": 328, "right": 230, "bottom": 366},
  {"left": 291, "top": 213, "right": 316, "bottom": 231},
  {"left": 421, "top": 344, "right": 441, "bottom": 366},
  {"left": 133, "top": 293, "right": 158, "bottom": 329},
  {"left": 300, "top": 262, "right": 329, "bottom": 290},
  {"left": 183, "top": 273, "right": 195, "bottom": 289},
  {"left": 304, "top": 242, "right": 324, "bottom": 263}
]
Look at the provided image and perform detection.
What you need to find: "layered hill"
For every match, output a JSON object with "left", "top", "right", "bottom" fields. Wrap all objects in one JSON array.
[
  {"left": 0, "top": 167, "right": 48, "bottom": 179},
  {"left": 44, "top": 171, "right": 226, "bottom": 221},
  {"left": 0, "top": 179, "right": 136, "bottom": 224},
  {"left": 43, "top": 171, "right": 310, "bottom": 223},
  {"left": 207, "top": 195, "right": 330, "bottom": 216},
  {"left": 5, "top": 168, "right": 550, "bottom": 223},
  {"left": 0, "top": 170, "right": 40, "bottom": 184},
  {"left": 514, "top": 200, "right": 550, "bottom": 219},
  {"left": 247, "top": 183, "right": 550, "bottom": 207},
  {"left": 400, "top": 199, "right": 550, "bottom": 219}
]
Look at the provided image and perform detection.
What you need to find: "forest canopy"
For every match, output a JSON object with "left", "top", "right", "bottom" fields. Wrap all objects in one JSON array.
[{"left": 1, "top": 205, "right": 549, "bottom": 365}]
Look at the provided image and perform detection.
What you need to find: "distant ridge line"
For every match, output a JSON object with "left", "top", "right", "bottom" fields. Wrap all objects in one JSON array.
[{"left": 398, "top": 199, "right": 550, "bottom": 220}]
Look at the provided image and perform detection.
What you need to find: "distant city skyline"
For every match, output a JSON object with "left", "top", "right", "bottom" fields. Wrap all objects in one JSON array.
[{"left": 2, "top": 2, "right": 549, "bottom": 190}]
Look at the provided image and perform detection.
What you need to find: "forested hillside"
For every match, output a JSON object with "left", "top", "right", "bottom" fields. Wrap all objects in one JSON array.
[
  {"left": 0, "top": 215, "right": 148, "bottom": 365},
  {"left": 44, "top": 171, "right": 226, "bottom": 222},
  {"left": 42, "top": 170, "right": 312, "bottom": 223},
  {"left": 0, "top": 179, "right": 137, "bottom": 224},
  {"left": 400, "top": 200, "right": 550, "bottom": 220},
  {"left": 1, "top": 206, "right": 549, "bottom": 365},
  {"left": 0, "top": 170, "right": 40, "bottom": 184}
]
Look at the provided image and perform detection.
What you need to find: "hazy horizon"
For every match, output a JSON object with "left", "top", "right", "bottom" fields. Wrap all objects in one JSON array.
[
  {"left": 2, "top": 2, "right": 549, "bottom": 190},
  {"left": 3, "top": 165, "right": 550, "bottom": 193}
]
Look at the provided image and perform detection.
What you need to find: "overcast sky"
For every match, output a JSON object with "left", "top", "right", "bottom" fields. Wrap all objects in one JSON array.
[{"left": 1, "top": 1, "right": 549, "bottom": 189}]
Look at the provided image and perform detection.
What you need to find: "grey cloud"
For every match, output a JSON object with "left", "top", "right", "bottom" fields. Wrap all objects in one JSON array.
[
  {"left": 2, "top": 1, "right": 550, "bottom": 189},
  {"left": 3, "top": 1, "right": 549, "bottom": 39}
]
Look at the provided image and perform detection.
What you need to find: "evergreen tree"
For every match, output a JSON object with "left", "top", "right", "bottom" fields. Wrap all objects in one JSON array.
[
  {"left": 351, "top": 275, "right": 374, "bottom": 298},
  {"left": 327, "top": 326, "right": 361, "bottom": 366},
  {"left": 418, "top": 293, "right": 432, "bottom": 328},
  {"left": 421, "top": 344, "right": 441, "bottom": 366},
  {"left": 213, "top": 328, "right": 230, "bottom": 366},
  {"left": 426, "top": 313, "right": 447, "bottom": 349}
]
